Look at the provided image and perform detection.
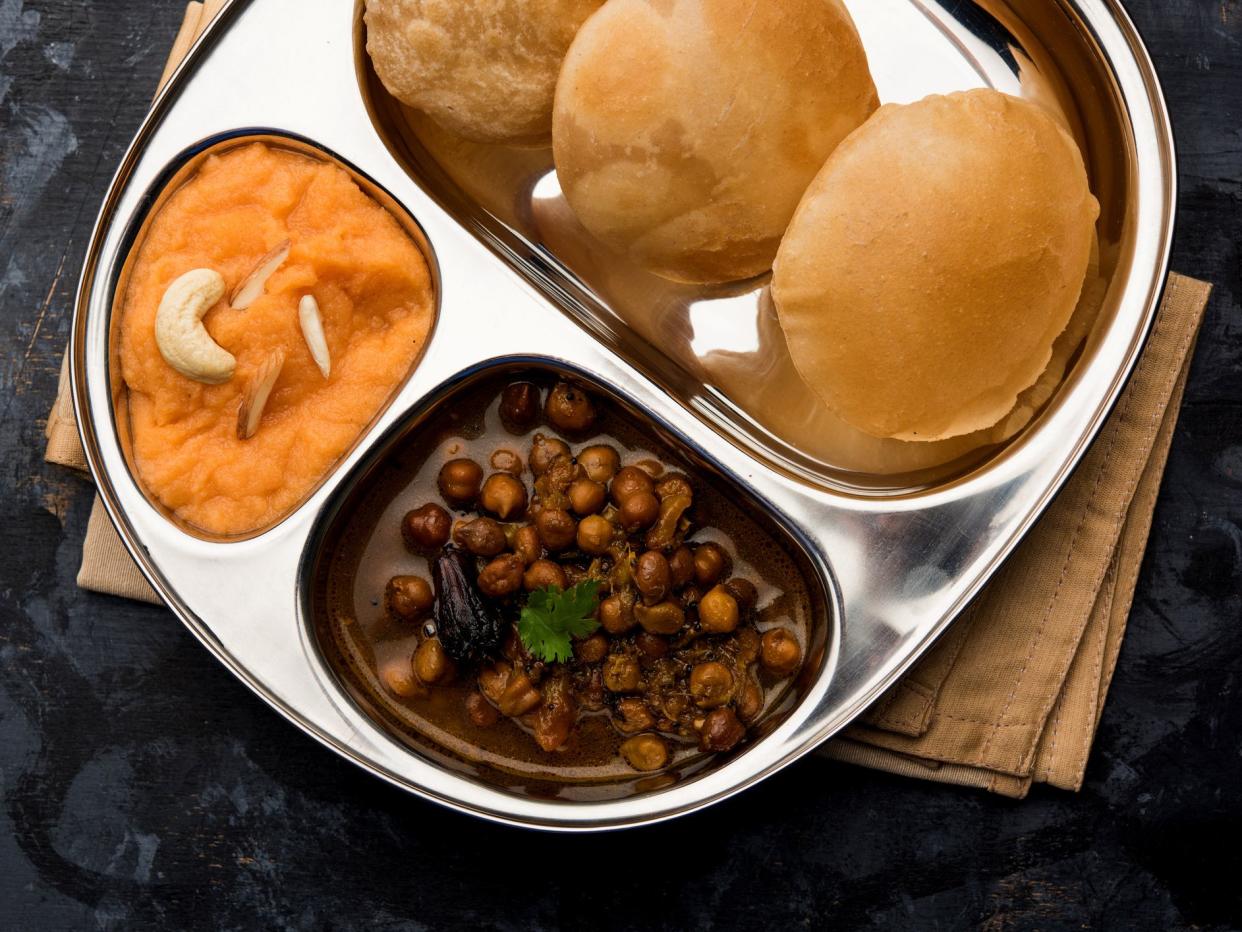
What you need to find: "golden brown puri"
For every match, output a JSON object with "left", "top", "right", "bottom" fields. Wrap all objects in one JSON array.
[
  {"left": 365, "top": 0, "right": 604, "bottom": 146},
  {"left": 552, "top": 0, "right": 878, "bottom": 284},
  {"left": 772, "top": 89, "right": 1100, "bottom": 442}
]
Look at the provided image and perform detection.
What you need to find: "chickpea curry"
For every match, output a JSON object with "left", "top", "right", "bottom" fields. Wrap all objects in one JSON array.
[{"left": 315, "top": 373, "right": 817, "bottom": 796}]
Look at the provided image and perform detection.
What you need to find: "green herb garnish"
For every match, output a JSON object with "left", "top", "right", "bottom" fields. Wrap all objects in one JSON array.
[{"left": 518, "top": 580, "right": 601, "bottom": 664}]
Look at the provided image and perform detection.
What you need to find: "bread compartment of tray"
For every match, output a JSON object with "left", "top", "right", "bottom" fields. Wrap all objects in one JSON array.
[
  {"left": 303, "top": 361, "right": 836, "bottom": 802},
  {"left": 106, "top": 132, "right": 441, "bottom": 543},
  {"left": 354, "top": 0, "right": 1140, "bottom": 496}
]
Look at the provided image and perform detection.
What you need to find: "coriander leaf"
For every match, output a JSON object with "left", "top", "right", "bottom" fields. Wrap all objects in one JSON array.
[{"left": 518, "top": 579, "right": 602, "bottom": 664}]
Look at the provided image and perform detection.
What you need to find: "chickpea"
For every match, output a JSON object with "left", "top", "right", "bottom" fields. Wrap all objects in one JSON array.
[
  {"left": 698, "top": 586, "right": 740, "bottom": 634},
  {"left": 619, "top": 492, "right": 660, "bottom": 531},
  {"left": 438, "top": 458, "right": 484, "bottom": 507},
  {"left": 513, "top": 525, "right": 542, "bottom": 565},
  {"left": 577, "top": 514, "right": 614, "bottom": 555},
  {"left": 736, "top": 678, "right": 764, "bottom": 723},
  {"left": 635, "top": 631, "right": 669, "bottom": 660},
  {"left": 692, "top": 542, "right": 731, "bottom": 588},
  {"left": 524, "top": 559, "right": 568, "bottom": 591},
  {"left": 760, "top": 628, "right": 803, "bottom": 677},
  {"left": 615, "top": 698, "right": 655, "bottom": 734},
  {"left": 635, "top": 600, "right": 685, "bottom": 635},
  {"left": 575, "top": 632, "right": 609, "bottom": 664},
  {"left": 577, "top": 569, "right": 604, "bottom": 592},
  {"left": 466, "top": 690, "right": 500, "bottom": 727},
  {"left": 479, "top": 473, "right": 528, "bottom": 520},
  {"left": 535, "top": 507, "right": 577, "bottom": 551},
  {"left": 646, "top": 492, "right": 691, "bottom": 551},
  {"left": 490, "top": 448, "right": 524, "bottom": 476},
  {"left": 497, "top": 673, "right": 543, "bottom": 717},
  {"left": 699, "top": 708, "right": 745, "bottom": 752},
  {"left": 678, "top": 586, "right": 704, "bottom": 616},
  {"left": 634, "top": 551, "right": 672, "bottom": 603},
  {"left": 634, "top": 459, "right": 664, "bottom": 479},
  {"left": 414, "top": 638, "right": 453, "bottom": 685},
  {"left": 401, "top": 503, "right": 451, "bottom": 552},
  {"left": 453, "top": 517, "right": 507, "bottom": 557},
  {"left": 735, "top": 627, "right": 761, "bottom": 665},
  {"left": 620, "top": 734, "right": 669, "bottom": 772},
  {"left": 499, "top": 381, "right": 540, "bottom": 431},
  {"left": 662, "top": 694, "right": 690, "bottom": 722},
  {"left": 655, "top": 474, "right": 693, "bottom": 501},
  {"left": 544, "top": 381, "right": 597, "bottom": 433},
  {"left": 611, "top": 465, "right": 654, "bottom": 504},
  {"left": 529, "top": 434, "right": 570, "bottom": 476},
  {"left": 581, "top": 666, "right": 606, "bottom": 710},
  {"left": 477, "top": 660, "right": 511, "bottom": 703},
  {"left": 603, "top": 654, "right": 642, "bottom": 693},
  {"left": 668, "top": 546, "right": 695, "bottom": 588},
  {"left": 577, "top": 444, "right": 620, "bottom": 483},
  {"left": 690, "top": 661, "right": 735, "bottom": 708},
  {"left": 385, "top": 575, "right": 434, "bottom": 622},
  {"left": 568, "top": 478, "right": 607, "bottom": 516},
  {"left": 478, "top": 554, "right": 525, "bottom": 598},
  {"left": 542, "top": 452, "right": 582, "bottom": 491},
  {"left": 532, "top": 675, "right": 576, "bottom": 751},
  {"left": 380, "top": 656, "right": 427, "bottom": 699},
  {"left": 724, "top": 577, "right": 759, "bottom": 615},
  {"left": 600, "top": 593, "right": 637, "bottom": 634}
]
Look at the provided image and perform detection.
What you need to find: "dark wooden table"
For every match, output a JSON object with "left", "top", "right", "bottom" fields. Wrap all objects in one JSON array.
[{"left": 2, "top": 2, "right": 1238, "bottom": 928}]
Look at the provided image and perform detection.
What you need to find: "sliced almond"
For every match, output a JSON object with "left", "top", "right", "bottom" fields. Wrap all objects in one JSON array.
[
  {"left": 298, "top": 294, "right": 331, "bottom": 379},
  {"left": 236, "top": 348, "right": 286, "bottom": 440},
  {"left": 229, "top": 239, "right": 291, "bottom": 310}
]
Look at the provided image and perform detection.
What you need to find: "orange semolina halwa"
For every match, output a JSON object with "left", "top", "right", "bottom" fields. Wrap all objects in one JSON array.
[{"left": 118, "top": 143, "right": 435, "bottom": 535}]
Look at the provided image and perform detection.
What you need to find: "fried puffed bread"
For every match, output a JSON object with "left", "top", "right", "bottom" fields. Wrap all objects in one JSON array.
[
  {"left": 773, "top": 89, "right": 1099, "bottom": 441},
  {"left": 553, "top": 0, "right": 878, "bottom": 283},
  {"left": 366, "top": 0, "right": 603, "bottom": 145}
]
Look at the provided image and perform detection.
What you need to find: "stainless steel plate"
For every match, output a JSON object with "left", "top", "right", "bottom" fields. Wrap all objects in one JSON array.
[{"left": 70, "top": 0, "right": 1174, "bottom": 829}]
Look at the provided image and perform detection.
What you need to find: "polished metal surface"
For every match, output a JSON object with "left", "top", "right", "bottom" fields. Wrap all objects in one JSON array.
[{"left": 71, "top": 0, "right": 1174, "bottom": 830}]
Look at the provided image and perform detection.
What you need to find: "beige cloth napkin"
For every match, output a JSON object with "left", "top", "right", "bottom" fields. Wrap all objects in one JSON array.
[
  {"left": 44, "top": 0, "right": 226, "bottom": 604},
  {"left": 45, "top": 3, "right": 1213, "bottom": 797}
]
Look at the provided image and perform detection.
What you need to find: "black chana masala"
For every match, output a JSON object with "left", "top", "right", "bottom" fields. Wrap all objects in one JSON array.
[{"left": 315, "top": 373, "right": 816, "bottom": 796}]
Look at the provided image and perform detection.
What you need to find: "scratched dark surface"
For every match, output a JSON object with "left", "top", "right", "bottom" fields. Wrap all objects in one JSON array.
[{"left": 1, "top": 1, "right": 1239, "bottom": 929}]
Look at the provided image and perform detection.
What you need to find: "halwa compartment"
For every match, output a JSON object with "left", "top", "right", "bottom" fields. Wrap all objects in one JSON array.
[
  {"left": 303, "top": 362, "right": 836, "bottom": 802},
  {"left": 107, "top": 132, "right": 442, "bottom": 542}
]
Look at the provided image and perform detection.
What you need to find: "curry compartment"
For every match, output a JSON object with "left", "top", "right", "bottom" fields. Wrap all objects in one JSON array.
[{"left": 306, "top": 365, "right": 830, "bottom": 801}]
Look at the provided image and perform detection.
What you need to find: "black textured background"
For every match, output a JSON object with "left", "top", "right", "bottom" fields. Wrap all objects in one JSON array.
[{"left": 1, "top": 2, "right": 1239, "bottom": 929}]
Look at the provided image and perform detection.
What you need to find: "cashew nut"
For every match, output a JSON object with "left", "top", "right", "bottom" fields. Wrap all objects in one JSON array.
[{"left": 154, "top": 268, "right": 235, "bottom": 384}]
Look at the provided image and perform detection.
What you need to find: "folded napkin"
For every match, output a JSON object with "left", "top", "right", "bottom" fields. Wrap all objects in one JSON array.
[
  {"left": 44, "top": 0, "right": 227, "bottom": 604},
  {"left": 821, "top": 274, "right": 1209, "bottom": 796},
  {"left": 45, "top": 3, "right": 1213, "bottom": 797}
]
